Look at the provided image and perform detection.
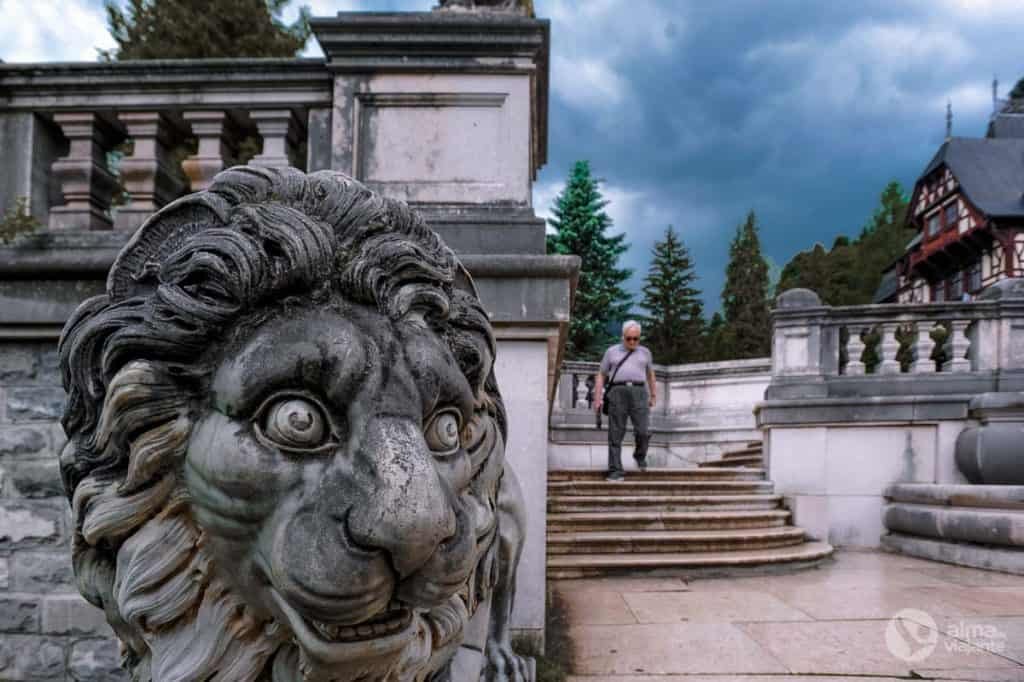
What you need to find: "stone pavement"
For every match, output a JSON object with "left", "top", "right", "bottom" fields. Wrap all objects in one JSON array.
[{"left": 550, "top": 549, "right": 1024, "bottom": 681}]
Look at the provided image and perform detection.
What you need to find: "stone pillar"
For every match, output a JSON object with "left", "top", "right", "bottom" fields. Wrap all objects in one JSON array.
[
  {"left": 114, "top": 112, "right": 187, "bottom": 232},
  {"left": 47, "top": 113, "right": 120, "bottom": 231},
  {"left": 248, "top": 109, "right": 301, "bottom": 169},
  {"left": 181, "top": 111, "right": 235, "bottom": 192},
  {"left": 766, "top": 288, "right": 831, "bottom": 398}
]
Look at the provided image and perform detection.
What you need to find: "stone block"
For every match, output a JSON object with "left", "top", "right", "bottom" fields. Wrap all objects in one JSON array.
[
  {"left": 0, "top": 635, "right": 65, "bottom": 680},
  {"left": 0, "top": 501, "right": 63, "bottom": 548},
  {"left": 882, "top": 532, "right": 1024, "bottom": 575},
  {"left": 825, "top": 425, "right": 935, "bottom": 494},
  {"left": 784, "top": 494, "right": 828, "bottom": 541},
  {"left": 34, "top": 348, "right": 60, "bottom": 386},
  {"left": 0, "top": 346, "right": 36, "bottom": 382},
  {"left": 69, "top": 636, "right": 128, "bottom": 681},
  {"left": 4, "top": 459, "right": 63, "bottom": 498},
  {"left": 5, "top": 387, "right": 65, "bottom": 422},
  {"left": 827, "top": 495, "right": 885, "bottom": 548},
  {"left": 12, "top": 551, "right": 75, "bottom": 592},
  {"left": 0, "top": 557, "right": 8, "bottom": 589},
  {"left": 0, "top": 595, "right": 39, "bottom": 632},
  {"left": 42, "top": 594, "right": 111, "bottom": 636},
  {"left": 765, "top": 427, "right": 826, "bottom": 494},
  {"left": 0, "top": 426, "right": 49, "bottom": 458}
]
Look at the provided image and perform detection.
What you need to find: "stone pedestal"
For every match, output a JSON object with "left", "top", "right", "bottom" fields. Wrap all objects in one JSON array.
[
  {"left": 114, "top": 112, "right": 187, "bottom": 232},
  {"left": 48, "top": 113, "right": 120, "bottom": 231},
  {"left": 956, "top": 392, "right": 1024, "bottom": 484}
]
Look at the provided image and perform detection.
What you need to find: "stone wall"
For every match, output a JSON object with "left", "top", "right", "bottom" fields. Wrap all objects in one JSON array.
[{"left": 0, "top": 340, "right": 125, "bottom": 681}]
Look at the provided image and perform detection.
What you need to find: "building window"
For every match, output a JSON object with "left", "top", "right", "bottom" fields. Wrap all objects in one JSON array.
[
  {"left": 950, "top": 271, "right": 963, "bottom": 299},
  {"left": 944, "top": 202, "right": 958, "bottom": 230},
  {"left": 992, "top": 247, "right": 1004, "bottom": 276},
  {"left": 968, "top": 262, "right": 982, "bottom": 292},
  {"left": 927, "top": 213, "right": 941, "bottom": 236},
  {"left": 932, "top": 281, "right": 946, "bottom": 302}
]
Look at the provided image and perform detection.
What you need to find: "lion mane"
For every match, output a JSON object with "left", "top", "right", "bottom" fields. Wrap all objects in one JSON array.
[{"left": 59, "top": 167, "right": 508, "bottom": 681}]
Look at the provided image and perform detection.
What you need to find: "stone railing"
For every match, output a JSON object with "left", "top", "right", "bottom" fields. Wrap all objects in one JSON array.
[
  {"left": 0, "top": 59, "right": 332, "bottom": 234},
  {"left": 550, "top": 357, "right": 771, "bottom": 468},
  {"left": 759, "top": 282, "right": 1024, "bottom": 549}
]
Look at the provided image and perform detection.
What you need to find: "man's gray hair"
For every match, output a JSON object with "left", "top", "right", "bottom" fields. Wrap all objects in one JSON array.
[{"left": 622, "top": 320, "right": 642, "bottom": 335}]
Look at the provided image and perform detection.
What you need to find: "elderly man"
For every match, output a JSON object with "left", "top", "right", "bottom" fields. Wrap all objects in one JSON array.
[{"left": 594, "top": 320, "right": 656, "bottom": 481}]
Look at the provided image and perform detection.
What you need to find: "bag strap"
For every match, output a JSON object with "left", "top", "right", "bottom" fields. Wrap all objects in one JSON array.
[{"left": 607, "top": 348, "right": 636, "bottom": 386}]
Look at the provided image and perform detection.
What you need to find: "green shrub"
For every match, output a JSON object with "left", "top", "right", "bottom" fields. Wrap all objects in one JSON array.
[{"left": 0, "top": 197, "right": 41, "bottom": 244}]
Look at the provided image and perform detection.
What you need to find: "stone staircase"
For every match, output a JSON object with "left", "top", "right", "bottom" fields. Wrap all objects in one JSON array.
[
  {"left": 699, "top": 440, "right": 764, "bottom": 468},
  {"left": 547, "top": 442, "right": 833, "bottom": 578}
]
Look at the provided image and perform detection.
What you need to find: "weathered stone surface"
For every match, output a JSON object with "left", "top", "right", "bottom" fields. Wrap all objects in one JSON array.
[
  {"left": 0, "top": 635, "right": 65, "bottom": 680},
  {"left": 5, "top": 387, "right": 65, "bottom": 422},
  {"left": 0, "top": 501, "right": 62, "bottom": 547},
  {"left": 4, "top": 459, "right": 63, "bottom": 498},
  {"left": 884, "top": 503, "right": 1024, "bottom": 548},
  {"left": 0, "top": 426, "right": 49, "bottom": 458},
  {"left": 12, "top": 551, "right": 75, "bottom": 592},
  {"left": 58, "top": 166, "right": 534, "bottom": 681},
  {"left": 775, "top": 288, "right": 822, "bottom": 309},
  {"left": 42, "top": 594, "right": 112, "bottom": 636},
  {"left": 34, "top": 348, "right": 60, "bottom": 385},
  {"left": 0, "top": 595, "right": 40, "bottom": 632},
  {"left": 69, "top": 638, "right": 127, "bottom": 682},
  {"left": 882, "top": 532, "right": 1024, "bottom": 575},
  {"left": 0, "top": 557, "right": 8, "bottom": 589},
  {"left": 0, "top": 345, "right": 36, "bottom": 382}
]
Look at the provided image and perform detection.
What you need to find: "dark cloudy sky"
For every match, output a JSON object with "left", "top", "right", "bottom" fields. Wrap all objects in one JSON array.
[{"left": 3, "top": 0, "right": 1022, "bottom": 312}]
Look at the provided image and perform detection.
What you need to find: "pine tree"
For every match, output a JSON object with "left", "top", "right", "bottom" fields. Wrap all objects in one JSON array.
[
  {"left": 720, "top": 211, "right": 771, "bottom": 359},
  {"left": 1011, "top": 76, "right": 1024, "bottom": 100},
  {"left": 639, "top": 226, "right": 705, "bottom": 364},
  {"left": 546, "top": 160, "right": 632, "bottom": 360},
  {"left": 101, "top": 0, "right": 311, "bottom": 60}
]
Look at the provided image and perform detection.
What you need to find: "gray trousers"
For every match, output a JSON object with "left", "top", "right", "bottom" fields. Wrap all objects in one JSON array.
[{"left": 607, "top": 384, "right": 651, "bottom": 475}]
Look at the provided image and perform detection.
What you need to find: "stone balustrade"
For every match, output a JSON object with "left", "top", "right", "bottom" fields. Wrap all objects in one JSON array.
[{"left": 0, "top": 59, "right": 330, "bottom": 233}]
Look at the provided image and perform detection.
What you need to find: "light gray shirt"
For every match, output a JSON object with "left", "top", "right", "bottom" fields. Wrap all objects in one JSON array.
[{"left": 599, "top": 344, "right": 653, "bottom": 385}]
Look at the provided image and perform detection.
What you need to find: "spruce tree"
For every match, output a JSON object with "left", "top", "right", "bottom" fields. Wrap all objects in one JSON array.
[
  {"left": 546, "top": 160, "right": 632, "bottom": 360},
  {"left": 102, "top": 0, "right": 311, "bottom": 60},
  {"left": 720, "top": 211, "right": 771, "bottom": 359},
  {"left": 639, "top": 225, "right": 705, "bottom": 364},
  {"left": 1011, "top": 76, "right": 1024, "bottom": 100}
]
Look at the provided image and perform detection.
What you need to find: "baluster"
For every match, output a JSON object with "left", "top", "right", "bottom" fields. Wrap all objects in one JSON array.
[
  {"left": 942, "top": 320, "right": 971, "bottom": 372},
  {"left": 878, "top": 322, "right": 901, "bottom": 374},
  {"left": 574, "top": 373, "right": 589, "bottom": 408},
  {"left": 845, "top": 326, "right": 866, "bottom": 376},
  {"left": 910, "top": 320, "right": 937, "bottom": 373}
]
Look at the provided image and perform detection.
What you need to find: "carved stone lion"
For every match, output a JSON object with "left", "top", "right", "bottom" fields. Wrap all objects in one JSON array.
[{"left": 59, "top": 167, "right": 534, "bottom": 681}]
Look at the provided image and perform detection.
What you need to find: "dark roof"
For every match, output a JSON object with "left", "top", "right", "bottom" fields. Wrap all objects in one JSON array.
[
  {"left": 873, "top": 268, "right": 899, "bottom": 303},
  {"left": 921, "top": 137, "right": 1024, "bottom": 218}
]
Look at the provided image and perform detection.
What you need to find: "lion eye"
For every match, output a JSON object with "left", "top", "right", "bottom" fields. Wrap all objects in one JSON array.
[
  {"left": 260, "top": 398, "right": 329, "bottom": 451},
  {"left": 425, "top": 411, "right": 461, "bottom": 453}
]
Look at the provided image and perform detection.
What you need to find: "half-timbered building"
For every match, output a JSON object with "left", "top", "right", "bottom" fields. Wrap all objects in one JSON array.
[{"left": 876, "top": 98, "right": 1024, "bottom": 303}]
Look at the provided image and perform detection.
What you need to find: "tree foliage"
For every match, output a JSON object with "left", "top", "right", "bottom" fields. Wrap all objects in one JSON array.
[
  {"left": 1011, "top": 75, "right": 1024, "bottom": 100},
  {"left": 547, "top": 160, "right": 633, "bottom": 360},
  {"left": 777, "top": 181, "right": 910, "bottom": 306},
  {"left": 101, "top": 0, "right": 311, "bottom": 60},
  {"left": 0, "top": 197, "right": 41, "bottom": 245},
  {"left": 639, "top": 226, "right": 705, "bottom": 364},
  {"left": 715, "top": 211, "right": 771, "bottom": 359}
]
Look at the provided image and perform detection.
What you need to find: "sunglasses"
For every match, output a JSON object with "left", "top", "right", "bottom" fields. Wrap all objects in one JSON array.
[{"left": 625, "top": 336, "right": 640, "bottom": 341}]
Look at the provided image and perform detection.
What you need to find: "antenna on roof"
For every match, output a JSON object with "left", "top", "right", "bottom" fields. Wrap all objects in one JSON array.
[
  {"left": 993, "top": 76, "right": 999, "bottom": 114},
  {"left": 946, "top": 100, "right": 953, "bottom": 140}
]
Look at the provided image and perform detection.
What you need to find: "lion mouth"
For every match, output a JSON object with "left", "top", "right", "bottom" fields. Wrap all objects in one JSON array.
[{"left": 308, "top": 607, "right": 413, "bottom": 643}]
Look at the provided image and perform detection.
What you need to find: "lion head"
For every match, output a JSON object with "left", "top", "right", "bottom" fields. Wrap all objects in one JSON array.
[{"left": 59, "top": 167, "right": 509, "bottom": 681}]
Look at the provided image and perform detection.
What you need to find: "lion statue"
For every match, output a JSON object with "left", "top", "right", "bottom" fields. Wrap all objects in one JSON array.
[{"left": 58, "top": 166, "right": 534, "bottom": 682}]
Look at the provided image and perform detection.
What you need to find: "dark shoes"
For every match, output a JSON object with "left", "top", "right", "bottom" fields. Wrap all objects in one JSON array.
[
  {"left": 633, "top": 454, "right": 648, "bottom": 471},
  {"left": 605, "top": 472, "right": 625, "bottom": 482}
]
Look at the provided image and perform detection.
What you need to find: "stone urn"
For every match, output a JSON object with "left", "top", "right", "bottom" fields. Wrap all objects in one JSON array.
[{"left": 955, "top": 392, "right": 1024, "bottom": 485}]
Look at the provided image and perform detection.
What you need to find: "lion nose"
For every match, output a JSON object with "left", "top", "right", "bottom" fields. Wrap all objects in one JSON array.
[{"left": 345, "top": 418, "right": 458, "bottom": 578}]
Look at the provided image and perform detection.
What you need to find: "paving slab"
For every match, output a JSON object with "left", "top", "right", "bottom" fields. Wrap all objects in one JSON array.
[
  {"left": 566, "top": 623, "right": 789, "bottom": 676},
  {"left": 558, "top": 587, "right": 638, "bottom": 626},
  {"left": 912, "top": 668, "right": 1024, "bottom": 681},
  {"left": 554, "top": 577, "right": 689, "bottom": 593},
  {"left": 566, "top": 677, "right": 908, "bottom": 682},
  {"left": 738, "top": 618, "right": 1021, "bottom": 677},
  {"left": 622, "top": 589, "right": 812, "bottom": 623}
]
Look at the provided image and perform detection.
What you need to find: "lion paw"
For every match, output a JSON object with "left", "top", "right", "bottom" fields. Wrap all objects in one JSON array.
[{"left": 483, "top": 644, "right": 533, "bottom": 682}]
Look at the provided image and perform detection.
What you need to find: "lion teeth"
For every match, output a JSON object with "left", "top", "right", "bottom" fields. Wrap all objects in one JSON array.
[{"left": 309, "top": 609, "right": 412, "bottom": 643}]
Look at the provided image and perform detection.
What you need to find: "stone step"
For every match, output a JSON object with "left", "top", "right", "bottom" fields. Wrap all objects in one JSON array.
[
  {"left": 548, "top": 526, "right": 806, "bottom": 555},
  {"left": 724, "top": 446, "right": 763, "bottom": 458},
  {"left": 885, "top": 483, "right": 1024, "bottom": 510},
  {"left": 884, "top": 502, "right": 1024, "bottom": 548},
  {"left": 547, "top": 509, "right": 791, "bottom": 533},
  {"left": 548, "top": 494, "right": 784, "bottom": 513},
  {"left": 882, "top": 533, "right": 1024, "bottom": 576},
  {"left": 548, "top": 468, "right": 765, "bottom": 482},
  {"left": 701, "top": 455, "right": 763, "bottom": 468},
  {"left": 746, "top": 441, "right": 763, "bottom": 449},
  {"left": 547, "top": 480, "right": 773, "bottom": 496},
  {"left": 547, "top": 541, "right": 834, "bottom": 579}
]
